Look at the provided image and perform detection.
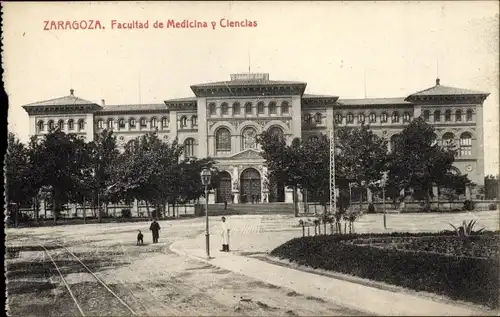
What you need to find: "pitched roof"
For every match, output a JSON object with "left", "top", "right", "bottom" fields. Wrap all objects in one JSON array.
[
  {"left": 164, "top": 96, "right": 197, "bottom": 103},
  {"left": 191, "top": 79, "right": 307, "bottom": 87},
  {"left": 337, "top": 97, "right": 410, "bottom": 106},
  {"left": 408, "top": 79, "right": 488, "bottom": 97},
  {"left": 98, "top": 104, "right": 167, "bottom": 113},
  {"left": 303, "top": 93, "right": 339, "bottom": 99},
  {"left": 23, "top": 90, "right": 97, "bottom": 107}
]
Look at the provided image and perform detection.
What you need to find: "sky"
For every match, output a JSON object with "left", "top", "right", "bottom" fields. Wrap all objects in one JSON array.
[{"left": 3, "top": 1, "right": 499, "bottom": 175}]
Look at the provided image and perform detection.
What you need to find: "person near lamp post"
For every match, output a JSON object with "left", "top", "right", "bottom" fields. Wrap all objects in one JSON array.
[{"left": 220, "top": 216, "right": 230, "bottom": 252}]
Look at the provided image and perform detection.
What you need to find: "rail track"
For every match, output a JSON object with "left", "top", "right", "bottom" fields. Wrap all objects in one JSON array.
[{"left": 41, "top": 244, "right": 137, "bottom": 316}]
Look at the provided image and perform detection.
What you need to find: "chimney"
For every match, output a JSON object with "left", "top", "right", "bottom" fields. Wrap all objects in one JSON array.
[
  {"left": 70, "top": 89, "right": 74, "bottom": 95},
  {"left": 436, "top": 78, "right": 440, "bottom": 86},
  {"left": 102, "top": 99, "right": 105, "bottom": 106}
]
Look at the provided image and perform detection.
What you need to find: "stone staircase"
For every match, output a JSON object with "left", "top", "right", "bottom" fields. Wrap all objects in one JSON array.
[{"left": 205, "top": 202, "right": 295, "bottom": 216}]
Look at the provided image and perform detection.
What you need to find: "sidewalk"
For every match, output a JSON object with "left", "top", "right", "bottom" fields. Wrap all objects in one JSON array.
[{"left": 170, "top": 230, "right": 496, "bottom": 316}]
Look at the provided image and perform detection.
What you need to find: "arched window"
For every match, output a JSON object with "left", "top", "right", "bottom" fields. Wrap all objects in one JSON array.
[
  {"left": 107, "top": 118, "right": 114, "bottom": 129},
  {"left": 358, "top": 113, "right": 365, "bottom": 123},
  {"left": 309, "top": 135, "right": 319, "bottom": 142},
  {"left": 215, "top": 127, "right": 231, "bottom": 151},
  {"left": 208, "top": 103, "right": 216, "bottom": 116},
  {"left": 58, "top": 120, "right": 64, "bottom": 130},
  {"left": 140, "top": 118, "right": 147, "bottom": 128},
  {"left": 150, "top": 118, "right": 157, "bottom": 128},
  {"left": 233, "top": 102, "right": 241, "bottom": 115},
  {"left": 268, "top": 126, "right": 284, "bottom": 140},
  {"left": 269, "top": 102, "right": 277, "bottom": 115},
  {"left": 390, "top": 134, "right": 402, "bottom": 152},
  {"left": 129, "top": 118, "right": 136, "bottom": 128},
  {"left": 442, "top": 132, "right": 455, "bottom": 150},
  {"left": 455, "top": 110, "right": 462, "bottom": 122},
  {"left": 68, "top": 120, "right": 74, "bottom": 131},
  {"left": 369, "top": 113, "right": 376, "bottom": 123},
  {"left": 380, "top": 112, "right": 388, "bottom": 123},
  {"left": 257, "top": 102, "right": 264, "bottom": 114},
  {"left": 118, "top": 118, "right": 126, "bottom": 129},
  {"left": 180, "top": 116, "right": 187, "bottom": 128},
  {"left": 459, "top": 132, "right": 472, "bottom": 156},
  {"left": 37, "top": 120, "right": 45, "bottom": 132},
  {"left": 245, "top": 102, "right": 252, "bottom": 115},
  {"left": 191, "top": 116, "right": 198, "bottom": 127},
  {"left": 184, "top": 138, "right": 196, "bottom": 157},
  {"left": 78, "top": 119, "right": 85, "bottom": 131},
  {"left": 281, "top": 101, "right": 289, "bottom": 114},
  {"left": 221, "top": 102, "right": 229, "bottom": 115},
  {"left": 304, "top": 113, "right": 312, "bottom": 123},
  {"left": 97, "top": 119, "right": 104, "bottom": 129},
  {"left": 335, "top": 114, "right": 343, "bottom": 124},
  {"left": 346, "top": 113, "right": 354, "bottom": 124},
  {"left": 391, "top": 112, "right": 400, "bottom": 123},
  {"left": 315, "top": 112, "right": 322, "bottom": 124},
  {"left": 434, "top": 110, "right": 441, "bottom": 122},
  {"left": 444, "top": 109, "right": 451, "bottom": 122},
  {"left": 423, "top": 110, "right": 430, "bottom": 121},
  {"left": 48, "top": 120, "right": 55, "bottom": 131},
  {"left": 403, "top": 112, "right": 411, "bottom": 122},
  {"left": 241, "top": 127, "right": 257, "bottom": 149},
  {"left": 466, "top": 109, "right": 473, "bottom": 121},
  {"left": 161, "top": 117, "right": 168, "bottom": 128}
]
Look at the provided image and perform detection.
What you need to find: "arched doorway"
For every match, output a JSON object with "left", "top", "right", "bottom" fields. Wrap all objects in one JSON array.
[
  {"left": 240, "top": 168, "right": 261, "bottom": 203},
  {"left": 217, "top": 171, "right": 232, "bottom": 203}
]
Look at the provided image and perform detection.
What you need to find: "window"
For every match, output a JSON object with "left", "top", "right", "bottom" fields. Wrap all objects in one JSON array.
[
  {"left": 403, "top": 112, "right": 411, "bottom": 122},
  {"left": 442, "top": 132, "right": 455, "bottom": 150},
  {"left": 78, "top": 119, "right": 85, "bottom": 131},
  {"left": 58, "top": 120, "right": 64, "bottom": 130},
  {"left": 245, "top": 102, "right": 252, "bottom": 115},
  {"left": 37, "top": 120, "right": 44, "bottom": 132},
  {"left": 180, "top": 116, "right": 187, "bottom": 128},
  {"left": 208, "top": 103, "right": 216, "bottom": 116},
  {"left": 233, "top": 102, "right": 241, "bottom": 115},
  {"left": 281, "top": 101, "right": 289, "bottom": 114},
  {"left": 150, "top": 118, "right": 157, "bottom": 128},
  {"left": 335, "top": 114, "right": 343, "bottom": 124},
  {"left": 380, "top": 112, "right": 388, "bottom": 123},
  {"left": 444, "top": 110, "right": 451, "bottom": 122},
  {"left": 434, "top": 110, "right": 441, "bottom": 122},
  {"left": 455, "top": 110, "right": 462, "bottom": 122},
  {"left": 140, "top": 118, "right": 147, "bottom": 128},
  {"left": 107, "top": 119, "right": 114, "bottom": 129},
  {"left": 315, "top": 113, "right": 322, "bottom": 124},
  {"left": 269, "top": 102, "right": 277, "bottom": 115},
  {"left": 161, "top": 117, "right": 168, "bottom": 128},
  {"left": 68, "top": 120, "right": 74, "bottom": 131},
  {"left": 97, "top": 120, "right": 103, "bottom": 129},
  {"left": 215, "top": 127, "right": 231, "bottom": 151},
  {"left": 257, "top": 102, "right": 264, "bottom": 114},
  {"left": 191, "top": 116, "right": 198, "bottom": 127},
  {"left": 304, "top": 113, "right": 312, "bottom": 123},
  {"left": 466, "top": 109, "right": 473, "bottom": 121},
  {"left": 268, "top": 126, "right": 284, "bottom": 140},
  {"left": 48, "top": 120, "right": 55, "bottom": 131},
  {"left": 346, "top": 113, "right": 354, "bottom": 124},
  {"left": 129, "top": 118, "right": 136, "bottom": 128},
  {"left": 423, "top": 110, "right": 430, "bottom": 121},
  {"left": 459, "top": 132, "right": 472, "bottom": 156},
  {"left": 358, "top": 113, "right": 365, "bottom": 123},
  {"left": 369, "top": 113, "right": 376, "bottom": 123},
  {"left": 221, "top": 102, "right": 229, "bottom": 115},
  {"left": 184, "top": 138, "right": 196, "bottom": 157},
  {"left": 118, "top": 118, "right": 126, "bottom": 129},
  {"left": 242, "top": 127, "right": 257, "bottom": 149},
  {"left": 391, "top": 112, "right": 400, "bottom": 123}
]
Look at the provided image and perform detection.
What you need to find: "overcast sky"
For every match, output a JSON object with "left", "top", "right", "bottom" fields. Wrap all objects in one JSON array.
[{"left": 3, "top": 1, "right": 499, "bottom": 175}]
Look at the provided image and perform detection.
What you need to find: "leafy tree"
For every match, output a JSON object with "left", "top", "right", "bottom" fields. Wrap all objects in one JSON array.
[
  {"left": 5, "top": 133, "right": 35, "bottom": 206},
  {"left": 484, "top": 175, "right": 499, "bottom": 200}
]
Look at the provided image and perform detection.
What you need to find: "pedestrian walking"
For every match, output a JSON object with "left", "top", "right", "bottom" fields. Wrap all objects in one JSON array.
[
  {"left": 224, "top": 198, "right": 228, "bottom": 210},
  {"left": 220, "top": 216, "right": 230, "bottom": 252},
  {"left": 149, "top": 220, "right": 161, "bottom": 243}
]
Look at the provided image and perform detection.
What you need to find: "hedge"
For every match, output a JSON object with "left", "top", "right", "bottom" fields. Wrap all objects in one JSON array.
[{"left": 270, "top": 232, "right": 500, "bottom": 308}]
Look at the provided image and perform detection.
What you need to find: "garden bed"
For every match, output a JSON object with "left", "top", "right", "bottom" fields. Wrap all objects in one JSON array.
[{"left": 270, "top": 231, "right": 500, "bottom": 308}]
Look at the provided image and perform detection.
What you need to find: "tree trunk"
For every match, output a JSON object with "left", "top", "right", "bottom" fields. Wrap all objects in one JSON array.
[
  {"left": 145, "top": 201, "right": 151, "bottom": 221},
  {"left": 293, "top": 186, "right": 299, "bottom": 217},
  {"left": 52, "top": 193, "right": 57, "bottom": 225},
  {"left": 97, "top": 191, "right": 102, "bottom": 223},
  {"left": 34, "top": 197, "right": 39, "bottom": 223},
  {"left": 83, "top": 199, "right": 87, "bottom": 224}
]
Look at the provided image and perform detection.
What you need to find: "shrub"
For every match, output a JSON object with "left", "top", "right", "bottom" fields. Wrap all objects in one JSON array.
[
  {"left": 489, "top": 203, "right": 497, "bottom": 211},
  {"left": 463, "top": 200, "right": 475, "bottom": 211},
  {"left": 271, "top": 232, "right": 500, "bottom": 308},
  {"left": 121, "top": 209, "right": 132, "bottom": 218}
]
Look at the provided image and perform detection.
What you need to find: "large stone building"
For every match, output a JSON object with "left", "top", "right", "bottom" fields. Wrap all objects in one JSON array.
[{"left": 23, "top": 73, "right": 489, "bottom": 204}]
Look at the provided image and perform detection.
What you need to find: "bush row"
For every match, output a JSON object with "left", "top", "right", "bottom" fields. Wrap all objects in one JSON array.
[{"left": 270, "top": 233, "right": 500, "bottom": 308}]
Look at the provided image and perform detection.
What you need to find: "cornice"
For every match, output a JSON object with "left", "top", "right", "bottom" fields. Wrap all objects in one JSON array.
[
  {"left": 190, "top": 84, "right": 307, "bottom": 98},
  {"left": 23, "top": 104, "right": 101, "bottom": 115}
]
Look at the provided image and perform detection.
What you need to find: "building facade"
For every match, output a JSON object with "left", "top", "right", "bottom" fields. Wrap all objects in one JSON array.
[{"left": 23, "top": 73, "right": 489, "bottom": 204}]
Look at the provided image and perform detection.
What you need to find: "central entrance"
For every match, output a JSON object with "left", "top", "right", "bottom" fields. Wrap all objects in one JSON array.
[
  {"left": 217, "top": 171, "right": 232, "bottom": 203},
  {"left": 240, "top": 168, "right": 261, "bottom": 203}
]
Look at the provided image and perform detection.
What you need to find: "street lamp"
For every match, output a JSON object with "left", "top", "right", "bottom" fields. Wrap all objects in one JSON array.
[
  {"left": 201, "top": 168, "right": 212, "bottom": 259},
  {"left": 380, "top": 175, "right": 387, "bottom": 230}
]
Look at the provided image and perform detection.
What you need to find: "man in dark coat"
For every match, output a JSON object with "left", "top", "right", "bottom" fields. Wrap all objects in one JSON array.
[{"left": 149, "top": 220, "right": 161, "bottom": 243}]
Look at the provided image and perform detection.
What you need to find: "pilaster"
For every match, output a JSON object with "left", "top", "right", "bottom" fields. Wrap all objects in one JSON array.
[
  {"left": 475, "top": 104, "right": 485, "bottom": 186},
  {"left": 29, "top": 116, "right": 36, "bottom": 136},
  {"left": 169, "top": 110, "right": 178, "bottom": 140},
  {"left": 291, "top": 95, "right": 302, "bottom": 139},
  {"left": 197, "top": 97, "right": 208, "bottom": 157},
  {"left": 85, "top": 113, "right": 95, "bottom": 141}
]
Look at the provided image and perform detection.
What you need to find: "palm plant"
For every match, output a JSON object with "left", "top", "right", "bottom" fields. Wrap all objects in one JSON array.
[{"left": 447, "top": 219, "right": 485, "bottom": 237}]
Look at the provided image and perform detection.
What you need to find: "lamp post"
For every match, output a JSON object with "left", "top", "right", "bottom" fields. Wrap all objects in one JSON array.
[
  {"left": 201, "top": 168, "right": 212, "bottom": 259},
  {"left": 380, "top": 175, "right": 387, "bottom": 229}
]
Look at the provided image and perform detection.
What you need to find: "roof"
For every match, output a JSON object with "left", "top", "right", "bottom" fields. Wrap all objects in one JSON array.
[
  {"left": 164, "top": 96, "right": 197, "bottom": 103},
  {"left": 23, "top": 89, "right": 97, "bottom": 107},
  {"left": 191, "top": 79, "right": 307, "bottom": 88},
  {"left": 337, "top": 97, "right": 411, "bottom": 106},
  {"left": 303, "top": 93, "right": 339, "bottom": 99},
  {"left": 408, "top": 79, "right": 488, "bottom": 97},
  {"left": 98, "top": 104, "right": 167, "bottom": 113}
]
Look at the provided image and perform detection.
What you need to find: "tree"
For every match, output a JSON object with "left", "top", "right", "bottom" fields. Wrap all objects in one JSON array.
[
  {"left": 5, "top": 133, "right": 33, "bottom": 206},
  {"left": 484, "top": 175, "right": 499, "bottom": 200}
]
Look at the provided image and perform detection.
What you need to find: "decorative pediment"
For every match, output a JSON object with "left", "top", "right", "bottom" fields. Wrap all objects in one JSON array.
[{"left": 229, "top": 149, "right": 263, "bottom": 160}]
